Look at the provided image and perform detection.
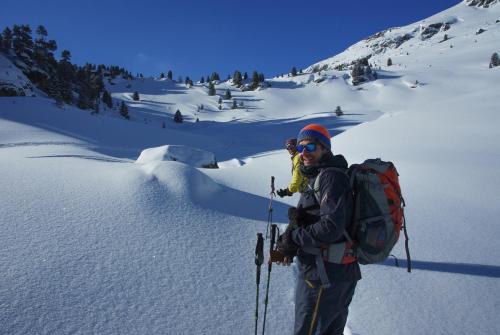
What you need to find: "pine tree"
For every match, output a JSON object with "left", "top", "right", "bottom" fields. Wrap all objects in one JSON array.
[
  {"left": 351, "top": 64, "right": 364, "bottom": 85},
  {"left": 89, "top": 76, "right": 104, "bottom": 112},
  {"left": 224, "top": 89, "right": 232, "bottom": 100},
  {"left": 243, "top": 72, "right": 248, "bottom": 80},
  {"left": 252, "top": 71, "right": 259, "bottom": 86},
  {"left": 218, "top": 97, "right": 222, "bottom": 104},
  {"left": 133, "top": 91, "right": 140, "bottom": 101},
  {"left": 208, "top": 82, "right": 216, "bottom": 96},
  {"left": 258, "top": 73, "right": 265, "bottom": 82},
  {"left": 387, "top": 58, "right": 393, "bottom": 66},
  {"left": 200, "top": 76, "right": 205, "bottom": 83},
  {"left": 33, "top": 25, "right": 57, "bottom": 72},
  {"left": 102, "top": 90, "right": 113, "bottom": 109},
  {"left": 167, "top": 70, "right": 172, "bottom": 80},
  {"left": 160, "top": 72, "right": 165, "bottom": 78},
  {"left": 490, "top": 52, "right": 499, "bottom": 68},
  {"left": 210, "top": 72, "right": 220, "bottom": 82},
  {"left": 174, "top": 110, "right": 183, "bottom": 123},
  {"left": 56, "top": 64, "right": 73, "bottom": 104},
  {"left": 233, "top": 70, "right": 242, "bottom": 86},
  {"left": 77, "top": 91, "right": 90, "bottom": 110},
  {"left": 335, "top": 106, "right": 343, "bottom": 116},
  {"left": 48, "top": 79, "right": 64, "bottom": 107},
  {"left": 36, "top": 25, "right": 47, "bottom": 38},
  {"left": 120, "top": 101, "right": 129, "bottom": 119},
  {"left": 61, "top": 50, "right": 71, "bottom": 62},
  {"left": 12, "top": 24, "right": 34, "bottom": 63},
  {"left": 291, "top": 66, "right": 297, "bottom": 77},
  {"left": 2, "top": 27, "right": 13, "bottom": 50},
  {"left": 232, "top": 99, "right": 237, "bottom": 109}
]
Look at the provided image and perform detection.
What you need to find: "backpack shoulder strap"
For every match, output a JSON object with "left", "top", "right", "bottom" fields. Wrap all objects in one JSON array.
[{"left": 312, "top": 167, "right": 349, "bottom": 204}]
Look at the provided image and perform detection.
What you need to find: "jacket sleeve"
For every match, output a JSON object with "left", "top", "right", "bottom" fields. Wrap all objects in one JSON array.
[
  {"left": 288, "top": 154, "right": 307, "bottom": 193},
  {"left": 291, "top": 170, "right": 351, "bottom": 248}
]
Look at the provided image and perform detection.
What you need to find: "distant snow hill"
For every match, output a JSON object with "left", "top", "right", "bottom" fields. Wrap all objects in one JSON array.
[{"left": 1, "top": 1, "right": 499, "bottom": 335}]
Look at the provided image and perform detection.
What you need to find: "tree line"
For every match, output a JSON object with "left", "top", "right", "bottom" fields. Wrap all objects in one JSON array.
[{"left": 0, "top": 24, "right": 133, "bottom": 113}]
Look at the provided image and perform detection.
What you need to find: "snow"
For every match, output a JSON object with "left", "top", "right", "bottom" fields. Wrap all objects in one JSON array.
[
  {"left": 136, "top": 145, "right": 217, "bottom": 168},
  {"left": 0, "top": 54, "right": 36, "bottom": 97},
  {"left": 1, "top": 2, "right": 500, "bottom": 334}
]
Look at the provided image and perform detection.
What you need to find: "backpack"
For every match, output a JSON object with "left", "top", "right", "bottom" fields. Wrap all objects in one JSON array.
[{"left": 312, "top": 158, "right": 411, "bottom": 272}]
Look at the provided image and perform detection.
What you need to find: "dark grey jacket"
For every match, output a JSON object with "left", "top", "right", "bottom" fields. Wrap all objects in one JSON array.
[{"left": 291, "top": 152, "right": 361, "bottom": 282}]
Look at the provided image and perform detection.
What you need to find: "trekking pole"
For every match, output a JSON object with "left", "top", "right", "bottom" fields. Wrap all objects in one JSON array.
[
  {"left": 261, "top": 224, "right": 277, "bottom": 335},
  {"left": 254, "top": 233, "right": 264, "bottom": 335},
  {"left": 402, "top": 198, "right": 412, "bottom": 273},
  {"left": 308, "top": 285, "right": 324, "bottom": 335},
  {"left": 265, "top": 176, "right": 276, "bottom": 239}
]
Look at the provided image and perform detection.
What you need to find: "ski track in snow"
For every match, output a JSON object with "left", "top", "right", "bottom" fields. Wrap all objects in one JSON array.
[{"left": 0, "top": 141, "right": 85, "bottom": 148}]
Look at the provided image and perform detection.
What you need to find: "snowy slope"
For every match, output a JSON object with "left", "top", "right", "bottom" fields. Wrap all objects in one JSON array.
[
  {"left": 0, "top": 54, "right": 36, "bottom": 97},
  {"left": 1, "top": 1, "right": 500, "bottom": 335}
]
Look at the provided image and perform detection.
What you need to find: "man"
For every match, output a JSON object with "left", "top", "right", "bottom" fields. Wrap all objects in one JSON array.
[
  {"left": 275, "top": 124, "right": 361, "bottom": 335},
  {"left": 277, "top": 138, "right": 308, "bottom": 198}
]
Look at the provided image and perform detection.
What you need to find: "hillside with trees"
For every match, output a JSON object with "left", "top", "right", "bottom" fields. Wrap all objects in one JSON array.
[{"left": 0, "top": 24, "right": 133, "bottom": 112}]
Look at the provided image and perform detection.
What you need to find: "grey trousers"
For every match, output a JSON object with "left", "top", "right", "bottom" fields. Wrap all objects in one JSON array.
[{"left": 294, "top": 278, "right": 357, "bottom": 335}]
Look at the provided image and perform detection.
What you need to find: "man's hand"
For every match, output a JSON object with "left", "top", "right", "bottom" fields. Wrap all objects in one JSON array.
[
  {"left": 277, "top": 227, "right": 298, "bottom": 258},
  {"left": 270, "top": 250, "right": 293, "bottom": 266},
  {"left": 277, "top": 188, "right": 293, "bottom": 198}
]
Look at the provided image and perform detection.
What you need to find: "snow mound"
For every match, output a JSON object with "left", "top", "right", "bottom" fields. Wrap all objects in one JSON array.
[
  {"left": 217, "top": 158, "right": 246, "bottom": 168},
  {"left": 136, "top": 145, "right": 218, "bottom": 168},
  {"left": 139, "top": 160, "right": 221, "bottom": 201}
]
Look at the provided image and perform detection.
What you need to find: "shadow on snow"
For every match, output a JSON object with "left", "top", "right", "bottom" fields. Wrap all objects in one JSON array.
[{"left": 380, "top": 259, "right": 500, "bottom": 279}]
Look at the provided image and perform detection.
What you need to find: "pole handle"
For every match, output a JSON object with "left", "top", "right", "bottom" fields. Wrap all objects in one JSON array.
[
  {"left": 255, "top": 233, "right": 264, "bottom": 266},
  {"left": 268, "top": 224, "right": 278, "bottom": 267},
  {"left": 270, "top": 224, "right": 277, "bottom": 251}
]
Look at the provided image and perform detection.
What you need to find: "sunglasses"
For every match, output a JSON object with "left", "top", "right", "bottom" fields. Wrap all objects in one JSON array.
[
  {"left": 286, "top": 144, "right": 296, "bottom": 150},
  {"left": 296, "top": 142, "right": 318, "bottom": 153}
]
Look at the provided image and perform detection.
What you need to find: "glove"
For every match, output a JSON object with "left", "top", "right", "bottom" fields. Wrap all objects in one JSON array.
[
  {"left": 277, "top": 188, "right": 293, "bottom": 198},
  {"left": 277, "top": 226, "right": 299, "bottom": 258},
  {"left": 269, "top": 249, "right": 285, "bottom": 264}
]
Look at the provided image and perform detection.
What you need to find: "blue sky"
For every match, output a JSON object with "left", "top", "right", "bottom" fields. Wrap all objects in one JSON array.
[{"left": 1, "top": 0, "right": 462, "bottom": 80}]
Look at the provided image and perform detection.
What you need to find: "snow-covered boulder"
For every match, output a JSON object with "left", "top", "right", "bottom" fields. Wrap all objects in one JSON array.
[
  {"left": 136, "top": 145, "right": 218, "bottom": 168},
  {"left": 217, "top": 158, "right": 246, "bottom": 168}
]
